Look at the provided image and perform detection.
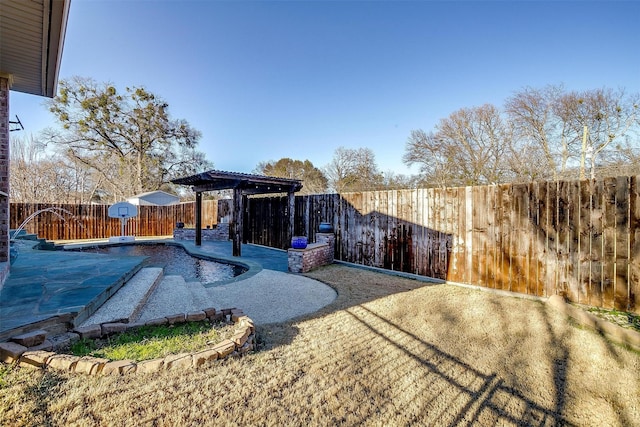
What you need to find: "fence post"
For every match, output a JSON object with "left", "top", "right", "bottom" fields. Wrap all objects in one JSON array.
[{"left": 233, "top": 187, "right": 244, "bottom": 256}]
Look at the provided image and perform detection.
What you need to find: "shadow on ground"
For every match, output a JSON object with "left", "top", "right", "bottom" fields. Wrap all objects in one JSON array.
[{"left": 2, "top": 247, "right": 639, "bottom": 426}]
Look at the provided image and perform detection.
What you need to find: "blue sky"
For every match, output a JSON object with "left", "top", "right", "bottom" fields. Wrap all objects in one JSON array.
[{"left": 10, "top": 0, "right": 640, "bottom": 176}]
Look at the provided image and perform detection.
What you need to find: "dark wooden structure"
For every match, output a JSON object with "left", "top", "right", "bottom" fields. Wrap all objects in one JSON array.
[{"left": 171, "top": 170, "right": 302, "bottom": 256}]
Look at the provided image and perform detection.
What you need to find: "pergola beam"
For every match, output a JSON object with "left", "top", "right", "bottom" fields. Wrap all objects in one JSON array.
[{"left": 174, "top": 170, "right": 303, "bottom": 193}]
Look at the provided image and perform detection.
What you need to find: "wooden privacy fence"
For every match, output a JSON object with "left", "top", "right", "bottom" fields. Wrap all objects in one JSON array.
[
  {"left": 9, "top": 201, "right": 218, "bottom": 240},
  {"left": 238, "top": 177, "right": 640, "bottom": 314},
  {"left": 10, "top": 177, "right": 640, "bottom": 313}
]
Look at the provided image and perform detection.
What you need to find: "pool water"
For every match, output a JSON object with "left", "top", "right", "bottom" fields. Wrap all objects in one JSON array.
[{"left": 78, "top": 244, "right": 246, "bottom": 283}]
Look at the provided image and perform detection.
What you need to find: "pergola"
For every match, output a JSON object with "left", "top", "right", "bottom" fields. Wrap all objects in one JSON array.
[{"left": 172, "top": 170, "right": 303, "bottom": 256}]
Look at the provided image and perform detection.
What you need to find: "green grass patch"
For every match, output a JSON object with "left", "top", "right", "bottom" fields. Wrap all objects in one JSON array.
[
  {"left": 586, "top": 306, "right": 640, "bottom": 332},
  {"left": 67, "top": 321, "right": 235, "bottom": 362}
]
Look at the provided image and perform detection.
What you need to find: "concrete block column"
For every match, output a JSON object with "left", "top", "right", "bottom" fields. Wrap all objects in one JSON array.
[
  {"left": 315, "top": 233, "right": 335, "bottom": 263},
  {"left": 0, "top": 76, "right": 10, "bottom": 264},
  {"left": 287, "top": 233, "right": 335, "bottom": 273}
]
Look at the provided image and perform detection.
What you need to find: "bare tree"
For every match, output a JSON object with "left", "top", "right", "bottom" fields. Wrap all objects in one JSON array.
[
  {"left": 410, "top": 86, "right": 640, "bottom": 185},
  {"left": 505, "top": 85, "right": 564, "bottom": 180},
  {"left": 404, "top": 104, "right": 512, "bottom": 186},
  {"left": 254, "top": 158, "right": 328, "bottom": 195},
  {"left": 10, "top": 134, "right": 50, "bottom": 202},
  {"left": 403, "top": 130, "right": 457, "bottom": 187},
  {"left": 523, "top": 87, "right": 640, "bottom": 180},
  {"left": 601, "top": 132, "right": 640, "bottom": 177},
  {"left": 46, "top": 76, "right": 212, "bottom": 199},
  {"left": 9, "top": 134, "right": 90, "bottom": 203},
  {"left": 505, "top": 139, "right": 554, "bottom": 183},
  {"left": 324, "top": 147, "right": 383, "bottom": 192},
  {"left": 381, "top": 171, "right": 420, "bottom": 190},
  {"left": 559, "top": 88, "right": 638, "bottom": 179}
]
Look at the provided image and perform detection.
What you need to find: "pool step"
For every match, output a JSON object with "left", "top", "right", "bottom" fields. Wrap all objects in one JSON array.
[
  {"left": 10, "top": 230, "right": 37, "bottom": 240},
  {"left": 10, "top": 230, "right": 57, "bottom": 250},
  {"left": 80, "top": 267, "right": 164, "bottom": 326},
  {"left": 185, "top": 280, "right": 212, "bottom": 310},
  {"left": 135, "top": 276, "right": 213, "bottom": 323}
]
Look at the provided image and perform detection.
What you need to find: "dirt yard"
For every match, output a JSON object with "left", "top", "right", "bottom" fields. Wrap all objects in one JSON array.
[{"left": 1, "top": 264, "right": 639, "bottom": 426}]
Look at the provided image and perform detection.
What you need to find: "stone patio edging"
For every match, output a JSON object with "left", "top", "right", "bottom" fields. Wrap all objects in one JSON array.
[{"left": 0, "top": 307, "right": 255, "bottom": 375}]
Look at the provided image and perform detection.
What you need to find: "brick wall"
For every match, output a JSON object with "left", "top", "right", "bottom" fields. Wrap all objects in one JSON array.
[
  {"left": 288, "top": 233, "right": 335, "bottom": 273},
  {"left": 0, "top": 77, "right": 10, "bottom": 267},
  {"left": 173, "top": 223, "right": 230, "bottom": 241}
]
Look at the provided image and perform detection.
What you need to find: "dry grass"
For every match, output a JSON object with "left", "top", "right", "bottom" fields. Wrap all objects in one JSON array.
[{"left": 2, "top": 264, "right": 640, "bottom": 426}]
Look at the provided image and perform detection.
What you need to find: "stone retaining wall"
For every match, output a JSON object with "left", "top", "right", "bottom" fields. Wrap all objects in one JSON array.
[
  {"left": 288, "top": 233, "right": 335, "bottom": 273},
  {"left": 0, "top": 262, "right": 8, "bottom": 294},
  {"left": 173, "top": 223, "right": 229, "bottom": 241},
  {"left": 0, "top": 307, "right": 255, "bottom": 375}
]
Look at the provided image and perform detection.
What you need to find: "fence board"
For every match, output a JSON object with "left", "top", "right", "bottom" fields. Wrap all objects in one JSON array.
[
  {"left": 513, "top": 184, "right": 525, "bottom": 294},
  {"left": 630, "top": 177, "right": 640, "bottom": 312},
  {"left": 602, "top": 178, "right": 617, "bottom": 308},
  {"left": 558, "top": 180, "right": 574, "bottom": 300},
  {"left": 500, "top": 184, "right": 512, "bottom": 291},
  {"left": 448, "top": 187, "right": 462, "bottom": 283},
  {"left": 370, "top": 191, "right": 379, "bottom": 267},
  {"left": 568, "top": 181, "right": 580, "bottom": 301},
  {"left": 515, "top": 183, "right": 530, "bottom": 295},
  {"left": 577, "top": 180, "right": 588, "bottom": 304},
  {"left": 471, "top": 186, "right": 482, "bottom": 286},
  {"left": 615, "top": 176, "right": 630, "bottom": 310},
  {"left": 531, "top": 182, "right": 541, "bottom": 296},
  {"left": 584, "top": 180, "right": 596, "bottom": 306}
]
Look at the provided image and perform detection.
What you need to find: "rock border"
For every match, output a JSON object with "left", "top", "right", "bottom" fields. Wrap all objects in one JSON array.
[{"left": 0, "top": 307, "right": 255, "bottom": 375}]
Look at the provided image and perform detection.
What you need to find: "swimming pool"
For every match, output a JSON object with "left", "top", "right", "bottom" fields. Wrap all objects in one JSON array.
[{"left": 73, "top": 243, "right": 247, "bottom": 283}]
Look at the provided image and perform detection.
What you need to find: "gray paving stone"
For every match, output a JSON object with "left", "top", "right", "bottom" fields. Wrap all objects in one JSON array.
[
  {"left": 1, "top": 239, "right": 146, "bottom": 338},
  {"left": 2, "top": 241, "right": 336, "bottom": 339},
  {"left": 10, "top": 329, "right": 47, "bottom": 347},
  {"left": 0, "top": 341, "right": 27, "bottom": 363}
]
